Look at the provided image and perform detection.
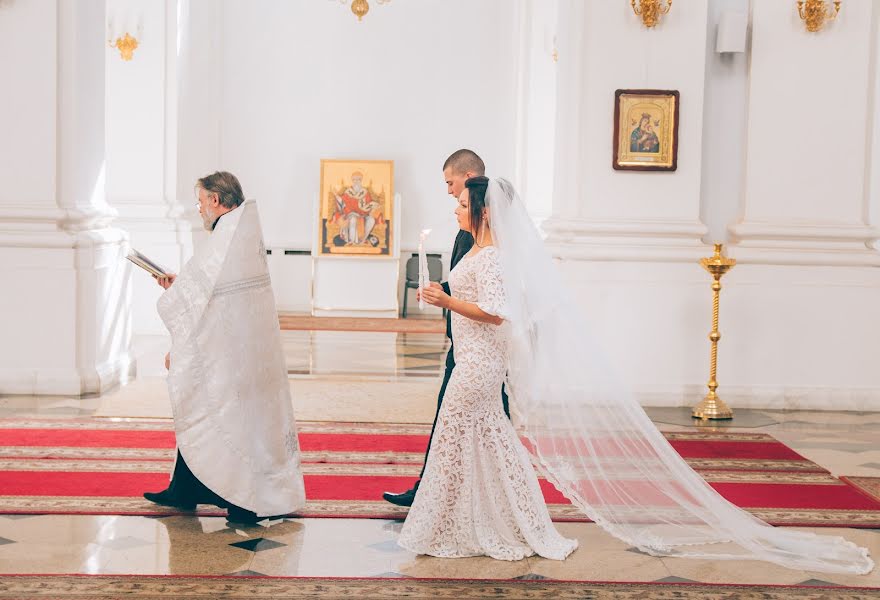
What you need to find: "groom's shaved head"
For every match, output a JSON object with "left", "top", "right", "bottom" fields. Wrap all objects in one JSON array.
[{"left": 443, "top": 149, "right": 485, "bottom": 176}]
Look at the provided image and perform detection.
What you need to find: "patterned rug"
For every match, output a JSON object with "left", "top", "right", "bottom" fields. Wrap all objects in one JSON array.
[
  {"left": 0, "top": 575, "right": 877, "bottom": 600},
  {"left": 843, "top": 476, "right": 880, "bottom": 503},
  {"left": 278, "top": 314, "right": 445, "bottom": 333},
  {"left": 2, "top": 419, "right": 880, "bottom": 526}
]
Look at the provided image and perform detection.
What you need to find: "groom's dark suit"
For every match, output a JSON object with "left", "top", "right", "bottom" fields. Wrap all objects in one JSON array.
[{"left": 421, "top": 229, "right": 511, "bottom": 480}]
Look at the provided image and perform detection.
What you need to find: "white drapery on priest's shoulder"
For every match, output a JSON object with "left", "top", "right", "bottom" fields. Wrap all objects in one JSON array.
[{"left": 157, "top": 199, "right": 306, "bottom": 517}]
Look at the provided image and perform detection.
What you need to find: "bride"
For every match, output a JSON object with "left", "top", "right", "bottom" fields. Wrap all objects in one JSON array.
[
  {"left": 399, "top": 176, "right": 873, "bottom": 574},
  {"left": 398, "top": 176, "right": 577, "bottom": 561}
]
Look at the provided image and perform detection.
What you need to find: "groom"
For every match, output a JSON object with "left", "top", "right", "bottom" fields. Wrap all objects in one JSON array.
[{"left": 383, "top": 149, "right": 510, "bottom": 507}]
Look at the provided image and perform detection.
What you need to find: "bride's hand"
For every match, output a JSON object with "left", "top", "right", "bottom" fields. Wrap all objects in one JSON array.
[{"left": 421, "top": 282, "right": 451, "bottom": 309}]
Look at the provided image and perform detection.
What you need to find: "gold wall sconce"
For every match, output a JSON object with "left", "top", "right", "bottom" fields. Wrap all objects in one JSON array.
[
  {"left": 631, "top": 0, "right": 672, "bottom": 29},
  {"left": 109, "top": 32, "right": 139, "bottom": 61},
  {"left": 107, "top": 12, "right": 143, "bottom": 61},
  {"left": 797, "top": 0, "right": 841, "bottom": 32},
  {"left": 336, "top": 0, "right": 391, "bottom": 22}
]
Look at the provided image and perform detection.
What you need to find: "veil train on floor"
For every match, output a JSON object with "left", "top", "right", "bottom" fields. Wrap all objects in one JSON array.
[{"left": 486, "top": 178, "right": 873, "bottom": 575}]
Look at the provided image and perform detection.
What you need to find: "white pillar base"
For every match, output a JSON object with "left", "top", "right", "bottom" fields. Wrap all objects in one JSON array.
[
  {"left": 0, "top": 359, "right": 136, "bottom": 397},
  {"left": 0, "top": 225, "right": 134, "bottom": 396}
]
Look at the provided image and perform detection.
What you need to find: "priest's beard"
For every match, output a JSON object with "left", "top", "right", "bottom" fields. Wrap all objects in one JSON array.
[{"left": 200, "top": 206, "right": 217, "bottom": 231}]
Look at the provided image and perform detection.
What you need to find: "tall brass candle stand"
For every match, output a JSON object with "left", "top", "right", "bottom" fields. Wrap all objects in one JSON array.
[{"left": 693, "top": 243, "right": 735, "bottom": 420}]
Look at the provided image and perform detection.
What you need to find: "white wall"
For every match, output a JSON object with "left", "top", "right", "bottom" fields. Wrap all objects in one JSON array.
[
  {"left": 739, "top": 0, "right": 876, "bottom": 233},
  {"left": 195, "top": 0, "right": 520, "bottom": 255},
  {"left": 544, "top": 1, "right": 709, "bottom": 262},
  {"left": 541, "top": 0, "right": 880, "bottom": 412},
  {"left": 540, "top": 1, "right": 710, "bottom": 230},
  {"left": 716, "top": 0, "right": 880, "bottom": 410},
  {"left": 172, "top": 0, "right": 525, "bottom": 314},
  {"left": 578, "top": 2, "right": 708, "bottom": 227}
]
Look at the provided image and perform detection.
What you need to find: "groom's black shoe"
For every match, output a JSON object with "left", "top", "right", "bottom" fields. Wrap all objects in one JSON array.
[
  {"left": 382, "top": 482, "right": 419, "bottom": 507},
  {"left": 143, "top": 489, "right": 196, "bottom": 511}
]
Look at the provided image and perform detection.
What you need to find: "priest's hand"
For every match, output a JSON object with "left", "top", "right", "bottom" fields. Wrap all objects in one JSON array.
[
  {"left": 164, "top": 352, "right": 170, "bottom": 370},
  {"left": 156, "top": 274, "right": 177, "bottom": 289},
  {"left": 422, "top": 282, "right": 451, "bottom": 309}
]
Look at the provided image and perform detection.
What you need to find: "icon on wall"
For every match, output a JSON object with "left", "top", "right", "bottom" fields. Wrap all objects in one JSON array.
[
  {"left": 318, "top": 159, "right": 394, "bottom": 256},
  {"left": 613, "top": 89, "right": 679, "bottom": 172}
]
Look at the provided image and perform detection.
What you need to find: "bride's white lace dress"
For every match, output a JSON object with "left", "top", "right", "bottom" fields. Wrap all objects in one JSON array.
[{"left": 398, "top": 246, "right": 578, "bottom": 561}]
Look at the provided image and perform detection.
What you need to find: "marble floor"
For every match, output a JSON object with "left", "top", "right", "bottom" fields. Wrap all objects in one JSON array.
[
  {"left": 1, "top": 331, "right": 879, "bottom": 592},
  {"left": 0, "top": 333, "right": 449, "bottom": 422}
]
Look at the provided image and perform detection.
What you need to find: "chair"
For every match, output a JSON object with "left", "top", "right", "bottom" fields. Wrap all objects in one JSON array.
[{"left": 402, "top": 253, "right": 446, "bottom": 318}]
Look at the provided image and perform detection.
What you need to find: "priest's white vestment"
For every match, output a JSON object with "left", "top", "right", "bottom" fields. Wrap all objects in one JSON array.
[{"left": 158, "top": 199, "right": 305, "bottom": 516}]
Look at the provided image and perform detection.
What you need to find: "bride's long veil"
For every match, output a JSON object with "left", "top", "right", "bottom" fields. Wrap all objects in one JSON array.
[{"left": 487, "top": 178, "right": 873, "bottom": 574}]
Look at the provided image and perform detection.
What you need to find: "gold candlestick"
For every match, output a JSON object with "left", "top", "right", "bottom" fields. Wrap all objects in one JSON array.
[{"left": 693, "top": 243, "right": 736, "bottom": 420}]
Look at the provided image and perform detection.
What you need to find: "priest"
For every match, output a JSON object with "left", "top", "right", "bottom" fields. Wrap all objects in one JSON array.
[{"left": 143, "top": 171, "right": 306, "bottom": 524}]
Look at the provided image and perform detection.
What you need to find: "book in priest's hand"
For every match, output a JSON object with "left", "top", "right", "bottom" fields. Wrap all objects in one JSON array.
[{"left": 125, "top": 249, "right": 168, "bottom": 278}]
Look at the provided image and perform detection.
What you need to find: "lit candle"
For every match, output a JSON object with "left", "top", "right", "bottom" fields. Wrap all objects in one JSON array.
[{"left": 418, "top": 229, "right": 431, "bottom": 310}]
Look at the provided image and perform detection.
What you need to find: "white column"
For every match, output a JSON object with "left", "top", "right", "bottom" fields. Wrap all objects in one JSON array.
[
  {"left": 544, "top": 0, "right": 710, "bottom": 262},
  {"left": 718, "top": 0, "right": 880, "bottom": 411},
  {"left": 699, "top": 0, "right": 750, "bottom": 244},
  {"left": 546, "top": 0, "right": 587, "bottom": 229},
  {"left": 730, "top": 0, "right": 880, "bottom": 266},
  {"left": 512, "top": 0, "right": 559, "bottom": 222},
  {"left": 870, "top": 1, "right": 880, "bottom": 251},
  {"left": 176, "top": 0, "right": 222, "bottom": 252},
  {"left": 106, "top": 0, "right": 193, "bottom": 335},
  {"left": 0, "top": 0, "right": 134, "bottom": 395}
]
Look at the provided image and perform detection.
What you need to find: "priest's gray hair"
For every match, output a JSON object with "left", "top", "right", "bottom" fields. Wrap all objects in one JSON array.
[{"left": 197, "top": 171, "right": 245, "bottom": 209}]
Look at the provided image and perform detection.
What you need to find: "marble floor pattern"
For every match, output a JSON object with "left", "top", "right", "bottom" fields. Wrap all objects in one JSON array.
[{"left": 1, "top": 331, "right": 879, "bottom": 591}]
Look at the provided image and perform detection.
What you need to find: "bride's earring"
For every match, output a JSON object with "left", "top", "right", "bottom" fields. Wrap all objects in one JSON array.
[{"left": 479, "top": 220, "right": 487, "bottom": 246}]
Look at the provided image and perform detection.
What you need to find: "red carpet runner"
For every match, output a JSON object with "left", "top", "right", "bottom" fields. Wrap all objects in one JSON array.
[{"left": 1, "top": 419, "right": 878, "bottom": 526}]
